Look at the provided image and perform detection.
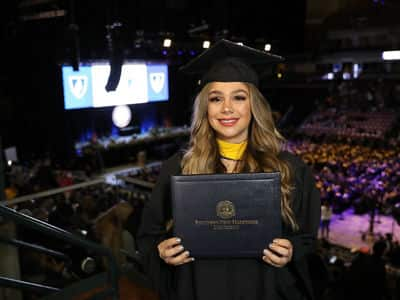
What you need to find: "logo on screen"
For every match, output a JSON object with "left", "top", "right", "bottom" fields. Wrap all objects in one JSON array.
[
  {"left": 149, "top": 72, "right": 165, "bottom": 94},
  {"left": 69, "top": 75, "right": 88, "bottom": 99}
]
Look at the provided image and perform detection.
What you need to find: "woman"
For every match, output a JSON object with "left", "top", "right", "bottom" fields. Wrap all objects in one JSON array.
[
  {"left": 320, "top": 199, "right": 332, "bottom": 239},
  {"left": 137, "top": 40, "right": 320, "bottom": 300}
]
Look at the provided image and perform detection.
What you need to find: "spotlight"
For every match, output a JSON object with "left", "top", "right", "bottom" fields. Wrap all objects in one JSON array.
[
  {"left": 236, "top": 42, "right": 244, "bottom": 46},
  {"left": 203, "top": 41, "right": 210, "bottom": 49},
  {"left": 382, "top": 50, "right": 400, "bottom": 61},
  {"left": 342, "top": 72, "right": 351, "bottom": 80},
  {"left": 7, "top": 160, "right": 12, "bottom": 167},
  {"left": 163, "top": 38, "right": 172, "bottom": 48},
  {"left": 264, "top": 43, "right": 271, "bottom": 52}
]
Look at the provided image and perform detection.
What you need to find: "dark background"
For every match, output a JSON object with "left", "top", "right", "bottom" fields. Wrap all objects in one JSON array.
[{"left": 0, "top": 0, "right": 311, "bottom": 159}]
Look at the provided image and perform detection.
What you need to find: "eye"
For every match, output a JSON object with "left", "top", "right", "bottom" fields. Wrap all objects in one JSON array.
[
  {"left": 209, "top": 96, "right": 221, "bottom": 102},
  {"left": 233, "top": 95, "right": 247, "bottom": 101}
]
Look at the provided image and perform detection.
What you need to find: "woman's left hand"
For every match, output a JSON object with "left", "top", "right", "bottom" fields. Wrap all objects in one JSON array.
[{"left": 262, "top": 238, "right": 293, "bottom": 267}]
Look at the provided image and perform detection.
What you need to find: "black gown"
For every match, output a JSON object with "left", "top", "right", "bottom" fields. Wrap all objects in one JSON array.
[{"left": 137, "top": 151, "right": 321, "bottom": 300}]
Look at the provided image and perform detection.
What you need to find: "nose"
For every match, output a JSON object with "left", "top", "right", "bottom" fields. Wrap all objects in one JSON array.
[{"left": 222, "top": 100, "right": 233, "bottom": 113}]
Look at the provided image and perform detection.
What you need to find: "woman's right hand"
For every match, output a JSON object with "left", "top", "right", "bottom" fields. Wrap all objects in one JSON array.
[{"left": 157, "top": 237, "right": 194, "bottom": 266}]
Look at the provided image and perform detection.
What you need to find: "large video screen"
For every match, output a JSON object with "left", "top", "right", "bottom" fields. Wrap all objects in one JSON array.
[{"left": 62, "top": 62, "right": 169, "bottom": 110}]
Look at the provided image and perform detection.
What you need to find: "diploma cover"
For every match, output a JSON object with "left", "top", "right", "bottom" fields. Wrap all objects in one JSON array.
[{"left": 171, "top": 172, "right": 281, "bottom": 257}]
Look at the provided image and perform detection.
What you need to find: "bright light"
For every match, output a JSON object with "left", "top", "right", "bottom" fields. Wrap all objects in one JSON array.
[
  {"left": 343, "top": 72, "right": 351, "bottom": 80},
  {"left": 277, "top": 72, "right": 282, "bottom": 79},
  {"left": 112, "top": 105, "right": 132, "bottom": 128},
  {"left": 382, "top": 50, "right": 400, "bottom": 60},
  {"left": 353, "top": 63, "right": 361, "bottom": 79},
  {"left": 322, "top": 73, "right": 334, "bottom": 80},
  {"left": 7, "top": 160, "right": 12, "bottom": 166},
  {"left": 264, "top": 44, "right": 271, "bottom": 52},
  {"left": 163, "top": 38, "right": 172, "bottom": 48},
  {"left": 236, "top": 42, "right": 244, "bottom": 46},
  {"left": 203, "top": 41, "right": 210, "bottom": 49}
]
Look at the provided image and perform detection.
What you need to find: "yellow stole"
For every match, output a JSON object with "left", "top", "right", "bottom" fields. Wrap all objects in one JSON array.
[{"left": 216, "top": 139, "right": 248, "bottom": 161}]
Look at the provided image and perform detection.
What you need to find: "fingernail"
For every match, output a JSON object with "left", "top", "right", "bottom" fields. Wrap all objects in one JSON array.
[
  {"left": 185, "top": 251, "right": 190, "bottom": 256},
  {"left": 176, "top": 238, "right": 181, "bottom": 243},
  {"left": 263, "top": 249, "right": 268, "bottom": 255},
  {"left": 191, "top": 258, "right": 195, "bottom": 261},
  {"left": 269, "top": 243, "right": 274, "bottom": 248},
  {"left": 179, "top": 245, "right": 184, "bottom": 250}
]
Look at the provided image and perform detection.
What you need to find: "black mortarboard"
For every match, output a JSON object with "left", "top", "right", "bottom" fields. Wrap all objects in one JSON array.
[{"left": 180, "top": 39, "right": 283, "bottom": 88}]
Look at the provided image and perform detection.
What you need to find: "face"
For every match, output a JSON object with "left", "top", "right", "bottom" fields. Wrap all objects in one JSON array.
[{"left": 207, "top": 82, "right": 251, "bottom": 143}]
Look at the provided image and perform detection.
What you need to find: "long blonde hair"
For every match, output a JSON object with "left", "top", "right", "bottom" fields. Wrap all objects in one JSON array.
[{"left": 181, "top": 82, "right": 298, "bottom": 231}]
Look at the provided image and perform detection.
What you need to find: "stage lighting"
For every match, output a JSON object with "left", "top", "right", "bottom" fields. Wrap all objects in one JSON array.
[
  {"left": 382, "top": 50, "right": 400, "bottom": 61},
  {"left": 353, "top": 63, "right": 361, "bottom": 78},
  {"left": 342, "top": 72, "right": 351, "bottom": 80},
  {"left": 203, "top": 41, "right": 210, "bottom": 49},
  {"left": 323, "top": 72, "right": 334, "bottom": 80},
  {"left": 163, "top": 38, "right": 172, "bottom": 48},
  {"left": 264, "top": 44, "right": 271, "bottom": 52}
]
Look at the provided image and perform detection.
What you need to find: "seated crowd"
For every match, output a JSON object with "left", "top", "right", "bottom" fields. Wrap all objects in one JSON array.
[{"left": 298, "top": 78, "right": 400, "bottom": 140}]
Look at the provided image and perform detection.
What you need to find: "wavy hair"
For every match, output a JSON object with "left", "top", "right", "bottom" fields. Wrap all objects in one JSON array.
[{"left": 181, "top": 83, "right": 298, "bottom": 230}]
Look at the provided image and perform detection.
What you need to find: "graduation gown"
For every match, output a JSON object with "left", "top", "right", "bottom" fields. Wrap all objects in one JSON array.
[{"left": 137, "top": 151, "right": 321, "bottom": 300}]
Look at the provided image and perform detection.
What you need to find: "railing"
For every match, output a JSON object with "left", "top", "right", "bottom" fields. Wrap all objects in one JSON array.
[
  {"left": 0, "top": 205, "right": 120, "bottom": 300},
  {"left": 0, "top": 178, "right": 105, "bottom": 207},
  {"left": 0, "top": 276, "right": 60, "bottom": 294},
  {"left": 115, "top": 175, "right": 155, "bottom": 189},
  {"left": 0, "top": 235, "right": 70, "bottom": 263}
]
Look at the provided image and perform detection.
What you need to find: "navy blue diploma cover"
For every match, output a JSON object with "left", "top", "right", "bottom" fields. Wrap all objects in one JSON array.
[{"left": 171, "top": 172, "right": 281, "bottom": 257}]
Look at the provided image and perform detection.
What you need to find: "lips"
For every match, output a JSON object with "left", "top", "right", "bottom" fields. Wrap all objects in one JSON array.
[{"left": 218, "top": 118, "right": 239, "bottom": 126}]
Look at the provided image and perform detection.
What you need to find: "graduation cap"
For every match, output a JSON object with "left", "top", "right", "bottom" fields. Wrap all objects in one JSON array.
[{"left": 180, "top": 39, "right": 284, "bottom": 88}]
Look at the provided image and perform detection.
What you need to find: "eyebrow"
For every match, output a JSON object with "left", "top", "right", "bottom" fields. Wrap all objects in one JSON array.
[{"left": 208, "top": 89, "right": 249, "bottom": 96}]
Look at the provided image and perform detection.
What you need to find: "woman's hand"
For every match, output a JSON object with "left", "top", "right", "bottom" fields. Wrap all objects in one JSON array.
[
  {"left": 157, "top": 237, "right": 194, "bottom": 266},
  {"left": 262, "top": 238, "right": 293, "bottom": 267}
]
